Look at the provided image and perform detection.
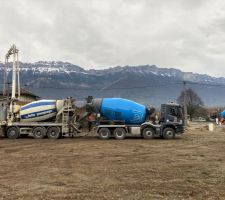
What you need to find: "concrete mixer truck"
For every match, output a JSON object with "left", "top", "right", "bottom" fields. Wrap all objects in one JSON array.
[
  {"left": 86, "top": 97, "right": 185, "bottom": 140},
  {"left": 0, "top": 98, "right": 80, "bottom": 139},
  {"left": 0, "top": 45, "right": 81, "bottom": 139}
]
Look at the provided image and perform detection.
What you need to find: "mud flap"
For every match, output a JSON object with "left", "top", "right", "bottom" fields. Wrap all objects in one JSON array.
[
  {"left": 155, "top": 127, "right": 161, "bottom": 137},
  {"left": 0, "top": 127, "right": 5, "bottom": 137}
]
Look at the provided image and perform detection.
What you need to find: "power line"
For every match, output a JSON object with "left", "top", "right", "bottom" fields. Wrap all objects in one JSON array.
[
  {"left": 23, "top": 82, "right": 183, "bottom": 91},
  {"left": 183, "top": 81, "right": 188, "bottom": 126},
  {"left": 26, "top": 81, "right": 225, "bottom": 91}
]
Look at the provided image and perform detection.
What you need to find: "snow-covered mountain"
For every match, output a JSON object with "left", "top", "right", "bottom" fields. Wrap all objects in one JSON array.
[
  {"left": 89, "top": 65, "right": 225, "bottom": 84},
  {"left": 0, "top": 61, "right": 225, "bottom": 106}
]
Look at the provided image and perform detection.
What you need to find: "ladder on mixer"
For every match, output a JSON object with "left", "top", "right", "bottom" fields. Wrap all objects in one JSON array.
[{"left": 62, "top": 100, "right": 72, "bottom": 136}]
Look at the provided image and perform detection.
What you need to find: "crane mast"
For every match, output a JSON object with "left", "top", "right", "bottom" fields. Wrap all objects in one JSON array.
[{"left": 4, "top": 44, "right": 20, "bottom": 99}]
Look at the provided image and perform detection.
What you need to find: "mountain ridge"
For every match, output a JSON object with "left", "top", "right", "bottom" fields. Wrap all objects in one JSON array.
[
  {"left": 1, "top": 60, "right": 224, "bottom": 81},
  {"left": 0, "top": 61, "right": 225, "bottom": 106}
]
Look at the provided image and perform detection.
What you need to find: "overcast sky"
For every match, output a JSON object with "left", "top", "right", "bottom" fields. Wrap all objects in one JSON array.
[{"left": 0, "top": 0, "right": 225, "bottom": 77}]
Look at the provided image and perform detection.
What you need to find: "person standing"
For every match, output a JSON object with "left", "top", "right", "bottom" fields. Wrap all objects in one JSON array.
[{"left": 88, "top": 114, "right": 95, "bottom": 132}]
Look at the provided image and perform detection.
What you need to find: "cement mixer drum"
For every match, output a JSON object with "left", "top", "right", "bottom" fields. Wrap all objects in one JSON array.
[{"left": 20, "top": 100, "right": 64, "bottom": 122}]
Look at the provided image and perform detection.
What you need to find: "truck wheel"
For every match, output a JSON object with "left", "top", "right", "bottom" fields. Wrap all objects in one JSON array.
[
  {"left": 7, "top": 127, "right": 20, "bottom": 139},
  {"left": 98, "top": 128, "right": 110, "bottom": 140},
  {"left": 47, "top": 127, "right": 61, "bottom": 139},
  {"left": 163, "top": 127, "right": 175, "bottom": 139},
  {"left": 33, "top": 127, "right": 46, "bottom": 139},
  {"left": 142, "top": 127, "right": 155, "bottom": 139},
  {"left": 113, "top": 128, "right": 126, "bottom": 140}
]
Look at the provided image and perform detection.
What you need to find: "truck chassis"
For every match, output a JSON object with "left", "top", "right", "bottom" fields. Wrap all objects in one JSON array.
[
  {"left": 96, "top": 120, "right": 184, "bottom": 140},
  {"left": 1, "top": 122, "right": 78, "bottom": 139}
]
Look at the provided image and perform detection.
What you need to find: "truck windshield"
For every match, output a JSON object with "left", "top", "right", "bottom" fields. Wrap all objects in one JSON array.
[
  {"left": 169, "top": 106, "right": 182, "bottom": 117},
  {"left": 169, "top": 107, "right": 178, "bottom": 116}
]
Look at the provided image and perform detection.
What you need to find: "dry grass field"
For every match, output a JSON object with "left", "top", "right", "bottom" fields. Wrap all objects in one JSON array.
[{"left": 0, "top": 126, "right": 225, "bottom": 200}]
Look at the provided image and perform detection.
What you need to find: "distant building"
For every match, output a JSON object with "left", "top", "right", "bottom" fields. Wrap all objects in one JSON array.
[{"left": 0, "top": 89, "right": 40, "bottom": 105}]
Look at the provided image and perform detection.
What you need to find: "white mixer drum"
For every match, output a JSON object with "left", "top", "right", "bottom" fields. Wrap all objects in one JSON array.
[{"left": 20, "top": 100, "right": 57, "bottom": 122}]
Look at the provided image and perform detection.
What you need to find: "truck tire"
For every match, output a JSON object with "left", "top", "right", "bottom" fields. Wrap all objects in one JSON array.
[
  {"left": 163, "top": 127, "right": 175, "bottom": 139},
  {"left": 47, "top": 127, "right": 61, "bottom": 139},
  {"left": 7, "top": 127, "right": 20, "bottom": 139},
  {"left": 98, "top": 128, "right": 110, "bottom": 140},
  {"left": 33, "top": 127, "right": 47, "bottom": 139},
  {"left": 113, "top": 128, "right": 126, "bottom": 140},
  {"left": 142, "top": 127, "right": 155, "bottom": 139}
]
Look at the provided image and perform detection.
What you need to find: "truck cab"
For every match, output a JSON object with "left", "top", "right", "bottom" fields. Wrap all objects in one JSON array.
[{"left": 160, "top": 103, "right": 184, "bottom": 124}]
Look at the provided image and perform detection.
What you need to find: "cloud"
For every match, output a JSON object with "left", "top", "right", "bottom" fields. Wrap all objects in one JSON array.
[{"left": 0, "top": 0, "right": 225, "bottom": 77}]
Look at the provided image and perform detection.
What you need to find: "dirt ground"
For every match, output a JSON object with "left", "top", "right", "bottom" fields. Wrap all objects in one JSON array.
[{"left": 0, "top": 126, "right": 225, "bottom": 200}]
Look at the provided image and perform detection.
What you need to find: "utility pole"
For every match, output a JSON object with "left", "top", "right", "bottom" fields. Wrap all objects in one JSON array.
[{"left": 183, "top": 81, "right": 188, "bottom": 126}]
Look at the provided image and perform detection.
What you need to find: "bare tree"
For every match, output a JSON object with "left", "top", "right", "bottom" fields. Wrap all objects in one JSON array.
[{"left": 177, "top": 88, "right": 205, "bottom": 120}]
